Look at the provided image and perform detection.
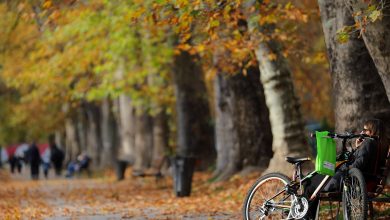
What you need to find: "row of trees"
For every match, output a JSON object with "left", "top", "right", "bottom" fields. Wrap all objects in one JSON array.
[{"left": 0, "top": 0, "right": 389, "bottom": 180}]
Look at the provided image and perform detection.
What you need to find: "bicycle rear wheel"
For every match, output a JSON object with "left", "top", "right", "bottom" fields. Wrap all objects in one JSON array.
[
  {"left": 242, "top": 173, "right": 291, "bottom": 220},
  {"left": 342, "top": 168, "right": 368, "bottom": 220}
]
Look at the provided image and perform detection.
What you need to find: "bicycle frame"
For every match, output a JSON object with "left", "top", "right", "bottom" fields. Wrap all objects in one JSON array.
[
  {"left": 289, "top": 134, "right": 355, "bottom": 201},
  {"left": 295, "top": 160, "right": 347, "bottom": 201}
]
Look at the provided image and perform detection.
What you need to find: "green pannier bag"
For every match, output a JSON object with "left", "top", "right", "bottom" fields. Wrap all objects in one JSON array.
[{"left": 315, "top": 131, "right": 336, "bottom": 176}]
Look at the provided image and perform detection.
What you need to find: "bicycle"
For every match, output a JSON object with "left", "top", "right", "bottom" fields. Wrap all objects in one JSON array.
[{"left": 242, "top": 132, "right": 373, "bottom": 219}]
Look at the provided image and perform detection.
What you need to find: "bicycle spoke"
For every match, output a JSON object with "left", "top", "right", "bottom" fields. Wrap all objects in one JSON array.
[
  {"left": 343, "top": 169, "right": 368, "bottom": 220},
  {"left": 243, "top": 173, "right": 291, "bottom": 220}
]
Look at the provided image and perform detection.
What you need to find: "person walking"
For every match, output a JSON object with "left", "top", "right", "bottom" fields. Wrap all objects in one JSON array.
[
  {"left": 27, "top": 141, "right": 41, "bottom": 180},
  {"left": 41, "top": 147, "right": 51, "bottom": 179},
  {"left": 49, "top": 135, "right": 64, "bottom": 176}
]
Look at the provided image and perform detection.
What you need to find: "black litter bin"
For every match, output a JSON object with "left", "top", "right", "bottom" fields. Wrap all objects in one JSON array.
[
  {"left": 172, "top": 156, "right": 196, "bottom": 197},
  {"left": 116, "top": 160, "right": 128, "bottom": 181}
]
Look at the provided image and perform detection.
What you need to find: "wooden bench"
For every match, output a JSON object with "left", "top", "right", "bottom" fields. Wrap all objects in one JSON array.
[
  {"left": 131, "top": 156, "right": 168, "bottom": 183},
  {"left": 319, "top": 148, "right": 390, "bottom": 218}
]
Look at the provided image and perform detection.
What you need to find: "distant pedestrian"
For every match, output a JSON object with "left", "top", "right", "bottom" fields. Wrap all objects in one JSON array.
[
  {"left": 9, "top": 155, "right": 22, "bottom": 174},
  {"left": 48, "top": 135, "right": 64, "bottom": 176},
  {"left": 9, "top": 155, "right": 20, "bottom": 173},
  {"left": 27, "top": 142, "right": 41, "bottom": 180},
  {"left": 41, "top": 147, "right": 51, "bottom": 179}
]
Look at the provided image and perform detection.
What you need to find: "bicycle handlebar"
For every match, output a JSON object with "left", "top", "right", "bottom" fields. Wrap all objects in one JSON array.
[{"left": 310, "top": 132, "right": 376, "bottom": 141}]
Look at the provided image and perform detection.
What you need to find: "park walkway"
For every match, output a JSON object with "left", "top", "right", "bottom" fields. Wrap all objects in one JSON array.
[{"left": 0, "top": 167, "right": 241, "bottom": 219}]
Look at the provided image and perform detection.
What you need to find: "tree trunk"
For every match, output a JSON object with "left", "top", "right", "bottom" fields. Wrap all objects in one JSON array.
[
  {"left": 151, "top": 111, "right": 169, "bottom": 171},
  {"left": 54, "top": 130, "right": 65, "bottom": 151},
  {"left": 347, "top": 0, "right": 390, "bottom": 101},
  {"left": 133, "top": 111, "right": 154, "bottom": 172},
  {"left": 254, "top": 41, "right": 309, "bottom": 175},
  {"left": 236, "top": 66, "right": 273, "bottom": 168},
  {"left": 114, "top": 59, "right": 136, "bottom": 164},
  {"left": 214, "top": 66, "right": 273, "bottom": 181},
  {"left": 76, "top": 108, "right": 88, "bottom": 157},
  {"left": 64, "top": 116, "right": 80, "bottom": 163},
  {"left": 214, "top": 73, "right": 238, "bottom": 179},
  {"left": 83, "top": 101, "right": 103, "bottom": 168},
  {"left": 63, "top": 104, "right": 80, "bottom": 163},
  {"left": 116, "top": 95, "right": 136, "bottom": 164},
  {"left": 173, "top": 51, "right": 215, "bottom": 169},
  {"left": 100, "top": 98, "right": 118, "bottom": 168},
  {"left": 244, "top": 1, "right": 310, "bottom": 175},
  {"left": 318, "top": 0, "right": 390, "bottom": 135}
]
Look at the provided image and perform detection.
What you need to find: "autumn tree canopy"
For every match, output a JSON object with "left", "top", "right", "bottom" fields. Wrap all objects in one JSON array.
[{"left": 0, "top": 0, "right": 331, "bottom": 145}]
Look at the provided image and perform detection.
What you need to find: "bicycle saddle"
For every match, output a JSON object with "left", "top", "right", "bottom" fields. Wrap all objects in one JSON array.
[{"left": 285, "top": 157, "right": 311, "bottom": 164}]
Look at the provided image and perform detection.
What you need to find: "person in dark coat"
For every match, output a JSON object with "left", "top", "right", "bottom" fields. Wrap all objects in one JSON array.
[
  {"left": 27, "top": 142, "right": 41, "bottom": 180},
  {"left": 48, "top": 135, "right": 64, "bottom": 176},
  {"left": 9, "top": 155, "right": 18, "bottom": 173}
]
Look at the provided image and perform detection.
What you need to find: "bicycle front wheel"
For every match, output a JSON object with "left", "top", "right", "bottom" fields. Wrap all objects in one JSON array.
[
  {"left": 242, "top": 172, "right": 291, "bottom": 220},
  {"left": 342, "top": 168, "right": 368, "bottom": 220}
]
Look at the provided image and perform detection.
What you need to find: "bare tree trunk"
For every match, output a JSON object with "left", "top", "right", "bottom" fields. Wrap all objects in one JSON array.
[
  {"left": 244, "top": 1, "right": 310, "bottom": 175},
  {"left": 64, "top": 117, "right": 80, "bottom": 163},
  {"left": 214, "top": 73, "right": 238, "bottom": 179},
  {"left": 214, "top": 66, "right": 273, "bottom": 181},
  {"left": 173, "top": 50, "right": 215, "bottom": 169},
  {"left": 133, "top": 111, "right": 154, "bottom": 171},
  {"left": 151, "top": 111, "right": 169, "bottom": 171},
  {"left": 254, "top": 42, "right": 309, "bottom": 175},
  {"left": 318, "top": 0, "right": 390, "bottom": 135},
  {"left": 116, "top": 95, "right": 136, "bottom": 164},
  {"left": 54, "top": 130, "right": 65, "bottom": 151},
  {"left": 114, "top": 59, "right": 136, "bottom": 164},
  {"left": 100, "top": 98, "right": 118, "bottom": 168},
  {"left": 83, "top": 101, "right": 103, "bottom": 168},
  {"left": 213, "top": 76, "right": 235, "bottom": 179},
  {"left": 347, "top": 0, "right": 390, "bottom": 101},
  {"left": 76, "top": 109, "right": 88, "bottom": 156},
  {"left": 63, "top": 104, "right": 80, "bottom": 163},
  {"left": 236, "top": 66, "right": 273, "bottom": 168}
]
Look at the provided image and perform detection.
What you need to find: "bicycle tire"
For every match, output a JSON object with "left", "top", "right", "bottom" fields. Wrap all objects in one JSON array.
[
  {"left": 242, "top": 172, "right": 291, "bottom": 220},
  {"left": 342, "top": 168, "right": 368, "bottom": 220}
]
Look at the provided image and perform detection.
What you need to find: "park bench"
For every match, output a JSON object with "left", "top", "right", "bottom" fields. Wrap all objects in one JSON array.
[
  {"left": 131, "top": 156, "right": 167, "bottom": 183},
  {"left": 319, "top": 147, "right": 390, "bottom": 219}
]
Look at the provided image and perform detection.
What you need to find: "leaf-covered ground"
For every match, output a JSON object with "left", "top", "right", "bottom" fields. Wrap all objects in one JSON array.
[
  {"left": 0, "top": 168, "right": 251, "bottom": 219},
  {"left": 0, "top": 169, "right": 388, "bottom": 219}
]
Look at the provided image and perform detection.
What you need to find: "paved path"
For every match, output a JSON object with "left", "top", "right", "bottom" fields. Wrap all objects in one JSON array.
[{"left": 3, "top": 165, "right": 240, "bottom": 220}]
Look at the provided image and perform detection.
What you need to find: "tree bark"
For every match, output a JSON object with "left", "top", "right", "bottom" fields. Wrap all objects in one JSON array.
[
  {"left": 151, "top": 111, "right": 169, "bottom": 171},
  {"left": 318, "top": 0, "right": 390, "bottom": 135},
  {"left": 100, "top": 98, "right": 118, "bottom": 168},
  {"left": 173, "top": 51, "right": 215, "bottom": 169},
  {"left": 254, "top": 41, "right": 309, "bottom": 174},
  {"left": 214, "top": 66, "right": 273, "bottom": 181},
  {"left": 347, "top": 0, "right": 390, "bottom": 101},
  {"left": 114, "top": 60, "right": 136, "bottom": 164},
  {"left": 214, "top": 73, "right": 238, "bottom": 179},
  {"left": 64, "top": 116, "right": 80, "bottom": 162},
  {"left": 76, "top": 108, "right": 88, "bottom": 157},
  {"left": 116, "top": 95, "right": 136, "bottom": 164},
  {"left": 244, "top": 1, "right": 310, "bottom": 175},
  {"left": 82, "top": 101, "right": 103, "bottom": 168},
  {"left": 63, "top": 104, "right": 81, "bottom": 162},
  {"left": 133, "top": 111, "right": 154, "bottom": 171},
  {"left": 54, "top": 130, "right": 65, "bottom": 152}
]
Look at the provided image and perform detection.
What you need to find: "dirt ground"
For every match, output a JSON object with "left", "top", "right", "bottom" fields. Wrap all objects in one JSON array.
[
  {"left": 0, "top": 167, "right": 388, "bottom": 219},
  {"left": 0, "top": 167, "right": 244, "bottom": 219}
]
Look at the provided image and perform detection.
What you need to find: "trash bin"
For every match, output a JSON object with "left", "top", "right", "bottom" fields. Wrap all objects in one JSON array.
[
  {"left": 116, "top": 160, "right": 128, "bottom": 181},
  {"left": 172, "top": 156, "right": 196, "bottom": 197}
]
